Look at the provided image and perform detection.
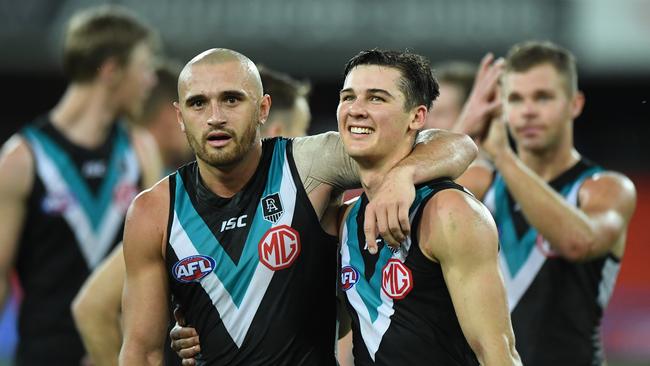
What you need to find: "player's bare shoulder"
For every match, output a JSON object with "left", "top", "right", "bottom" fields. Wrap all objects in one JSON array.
[
  {"left": 580, "top": 171, "right": 637, "bottom": 217},
  {"left": 0, "top": 134, "right": 35, "bottom": 197},
  {"left": 124, "top": 176, "right": 171, "bottom": 254},
  {"left": 419, "top": 187, "right": 498, "bottom": 262}
]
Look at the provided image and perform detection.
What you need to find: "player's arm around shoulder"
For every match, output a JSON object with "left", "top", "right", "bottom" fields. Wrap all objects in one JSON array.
[
  {"left": 577, "top": 171, "right": 637, "bottom": 259},
  {"left": 419, "top": 189, "right": 521, "bottom": 366},
  {"left": 0, "top": 135, "right": 34, "bottom": 307},
  {"left": 119, "top": 178, "right": 171, "bottom": 366}
]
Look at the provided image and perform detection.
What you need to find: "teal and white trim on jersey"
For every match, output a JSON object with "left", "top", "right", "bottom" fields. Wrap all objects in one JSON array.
[
  {"left": 168, "top": 139, "right": 297, "bottom": 348},
  {"left": 340, "top": 186, "right": 434, "bottom": 361},
  {"left": 483, "top": 167, "right": 603, "bottom": 311},
  {"left": 23, "top": 125, "right": 139, "bottom": 269}
]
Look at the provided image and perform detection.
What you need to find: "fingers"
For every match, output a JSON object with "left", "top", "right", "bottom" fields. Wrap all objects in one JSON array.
[
  {"left": 182, "top": 357, "right": 197, "bottom": 366},
  {"left": 475, "top": 53, "right": 495, "bottom": 84},
  {"left": 170, "top": 324, "right": 199, "bottom": 351},
  {"left": 363, "top": 204, "right": 378, "bottom": 254},
  {"left": 376, "top": 202, "right": 400, "bottom": 248},
  {"left": 397, "top": 202, "right": 410, "bottom": 239},
  {"left": 177, "top": 343, "right": 201, "bottom": 361},
  {"left": 173, "top": 305, "right": 186, "bottom": 326}
]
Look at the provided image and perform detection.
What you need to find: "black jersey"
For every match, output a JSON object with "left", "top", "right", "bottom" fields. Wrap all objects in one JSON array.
[
  {"left": 340, "top": 179, "right": 479, "bottom": 366},
  {"left": 483, "top": 158, "right": 617, "bottom": 366},
  {"left": 16, "top": 117, "right": 140, "bottom": 365},
  {"left": 166, "top": 138, "right": 338, "bottom": 365}
]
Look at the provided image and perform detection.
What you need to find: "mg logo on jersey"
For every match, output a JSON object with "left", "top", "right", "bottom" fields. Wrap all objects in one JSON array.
[
  {"left": 340, "top": 266, "right": 360, "bottom": 291},
  {"left": 258, "top": 225, "right": 300, "bottom": 271},
  {"left": 173, "top": 255, "right": 216, "bottom": 283},
  {"left": 261, "top": 193, "right": 284, "bottom": 223},
  {"left": 381, "top": 259, "right": 413, "bottom": 299}
]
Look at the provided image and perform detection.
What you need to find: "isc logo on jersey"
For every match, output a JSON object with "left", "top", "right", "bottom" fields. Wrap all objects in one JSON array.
[
  {"left": 173, "top": 255, "right": 216, "bottom": 283},
  {"left": 381, "top": 259, "right": 413, "bottom": 299},
  {"left": 258, "top": 225, "right": 300, "bottom": 271},
  {"left": 340, "top": 266, "right": 359, "bottom": 291}
]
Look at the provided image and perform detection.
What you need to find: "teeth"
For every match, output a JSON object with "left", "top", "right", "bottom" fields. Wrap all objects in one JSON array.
[{"left": 350, "top": 126, "right": 373, "bottom": 134}]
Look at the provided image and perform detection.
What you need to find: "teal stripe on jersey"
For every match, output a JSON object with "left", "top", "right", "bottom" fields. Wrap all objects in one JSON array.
[
  {"left": 346, "top": 185, "right": 434, "bottom": 322},
  {"left": 496, "top": 167, "right": 603, "bottom": 276},
  {"left": 173, "top": 140, "right": 288, "bottom": 307},
  {"left": 346, "top": 200, "right": 392, "bottom": 323},
  {"left": 23, "top": 126, "right": 130, "bottom": 230}
]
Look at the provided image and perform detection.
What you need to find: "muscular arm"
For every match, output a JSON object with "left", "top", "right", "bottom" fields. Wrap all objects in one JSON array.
[
  {"left": 491, "top": 148, "right": 636, "bottom": 261},
  {"left": 293, "top": 130, "right": 477, "bottom": 249},
  {"left": 120, "top": 182, "right": 170, "bottom": 365},
  {"left": 0, "top": 136, "right": 33, "bottom": 309},
  {"left": 293, "top": 130, "right": 477, "bottom": 193},
  {"left": 420, "top": 190, "right": 520, "bottom": 366},
  {"left": 73, "top": 245, "right": 125, "bottom": 366}
]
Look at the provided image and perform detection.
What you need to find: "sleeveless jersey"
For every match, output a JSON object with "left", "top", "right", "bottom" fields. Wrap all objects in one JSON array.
[
  {"left": 340, "top": 179, "right": 479, "bottom": 366},
  {"left": 483, "top": 158, "right": 618, "bottom": 366},
  {"left": 166, "top": 138, "right": 338, "bottom": 365},
  {"left": 16, "top": 117, "right": 141, "bottom": 365}
]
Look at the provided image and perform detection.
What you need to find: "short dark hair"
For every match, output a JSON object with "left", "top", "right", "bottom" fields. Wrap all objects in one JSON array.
[
  {"left": 432, "top": 61, "right": 476, "bottom": 105},
  {"left": 505, "top": 40, "right": 578, "bottom": 95},
  {"left": 258, "top": 64, "right": 311, "bottom": 112},
  {"left": 139, "top": 60, "right": 182, "bottom": 125},
  {"left": 343, "top": 49, "right": 439, "bottom": 111},
  {"left": 63, "top": 5, "right": 157, "bottom": 82}
]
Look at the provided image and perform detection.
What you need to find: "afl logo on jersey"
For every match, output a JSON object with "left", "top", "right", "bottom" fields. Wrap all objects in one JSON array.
[
  {"left": 173, "top": 255, "right": 216, "bottom": 283},
  {"left": 340, "top": 266, "right": 360, "bottom": 291},
  {"left": 381, "top": 259, "right": 413, "bottom": 299},
  {"left": 41, "top": 191, "right": 74, "bottom": 215},
  {"left": 258, "top": 225, "right": 300, "bottom": 271}
]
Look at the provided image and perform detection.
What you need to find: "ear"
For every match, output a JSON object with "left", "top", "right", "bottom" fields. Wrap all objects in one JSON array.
[
  {"left": 409, "top": 105, "right": 428, "bottom": 131},
  {"left": 259, "top": 94, "right": 272, "bottom": 125},
  {"left": 571, "top": 90, "right": 585, "bottom": 119},
  {"left": 173, "top": 101, "right": 185, "bottom": 132},
  {"left": 97, "top": 57, "right": 123, "bottom": 86}
]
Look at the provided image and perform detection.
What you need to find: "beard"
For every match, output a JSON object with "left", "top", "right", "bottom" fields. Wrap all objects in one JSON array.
[{"left": 186, "top": 116, "right": 260, "bottom": 168}]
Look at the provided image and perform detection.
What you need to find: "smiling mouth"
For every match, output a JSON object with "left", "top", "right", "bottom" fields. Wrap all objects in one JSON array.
[{"left": 349, "top": 126, "right": 374, "bottom": 135}]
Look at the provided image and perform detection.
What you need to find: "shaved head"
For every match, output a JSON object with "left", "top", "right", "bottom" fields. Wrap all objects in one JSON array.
[{"left": 178, "top": 48, "right": 263, "bottom": 100}]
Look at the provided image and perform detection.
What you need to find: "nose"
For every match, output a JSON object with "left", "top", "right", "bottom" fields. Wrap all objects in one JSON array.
[
  {"left": 521, "top": 99, "right": 538, "bottom": 119},
  {"left": 207, "top": 101, "right": 226, "bottom": 126},
  {"left": 347, "top": 98, "right": 368, "bottom": 119}
]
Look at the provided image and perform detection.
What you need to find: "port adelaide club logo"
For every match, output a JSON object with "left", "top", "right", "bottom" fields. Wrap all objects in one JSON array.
[{"left": 261, "top": 193, "right": 284, "bottom": 224}]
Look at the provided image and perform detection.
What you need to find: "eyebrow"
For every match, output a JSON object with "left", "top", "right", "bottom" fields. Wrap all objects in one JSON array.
[
  {"left": 339, "top": 88, "right": 395, "bottom": 99},
  {"left": 184, "top": 90, "right": 248, "bottom": 104}
]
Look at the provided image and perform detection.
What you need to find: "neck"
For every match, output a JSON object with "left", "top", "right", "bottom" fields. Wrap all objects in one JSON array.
[
  {"left": 196, "top": 141, "right": 263, "bottom": 198},
  {"left": 357, "top": 143, "right": 412, "bottom": 200},
  {"left": 518, "top": 142, "right": 580, "bottom": 182},
  {"left": 50, "top": 83, "right": 120, "bottom": 148}
]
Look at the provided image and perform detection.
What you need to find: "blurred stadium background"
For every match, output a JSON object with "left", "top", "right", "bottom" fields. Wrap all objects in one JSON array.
[{"left": 0, "top": 0, "right": 648, "bottom": 364}]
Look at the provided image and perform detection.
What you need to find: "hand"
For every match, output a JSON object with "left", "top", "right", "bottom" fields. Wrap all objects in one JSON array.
[
  {"left": 364, "top": 167, "right": 415, "bottom": 253},
  {"left": 454, "top": 53, "right": 504, "bottom": 141},
  {"left": 170, "top": 306, "right": 200, "bottom": 365},
  {"left": 481, "top": 116, "right": 512, "bottom": 162}
]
